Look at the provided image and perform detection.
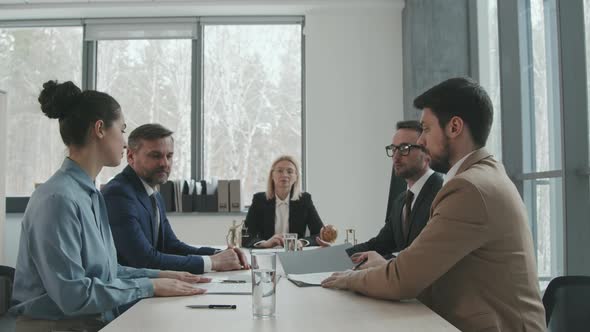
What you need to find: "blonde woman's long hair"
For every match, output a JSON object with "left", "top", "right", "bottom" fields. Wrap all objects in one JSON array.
[{"left": 265, "top": 155, "right": 302, "bottom": 201}]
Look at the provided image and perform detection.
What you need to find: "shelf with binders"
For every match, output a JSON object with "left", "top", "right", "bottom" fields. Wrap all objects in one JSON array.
[{"left": 159, "top": 179, "right": 243, "bottom": 214}]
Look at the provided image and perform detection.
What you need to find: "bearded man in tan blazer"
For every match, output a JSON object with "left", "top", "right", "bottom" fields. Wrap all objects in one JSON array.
[{"left": 322, "top": 77, "right": 546, "bottom": 332}]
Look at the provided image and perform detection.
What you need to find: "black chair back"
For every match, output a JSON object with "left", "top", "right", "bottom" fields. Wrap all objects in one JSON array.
[
  {"left": 0, "top": 265, "right": 15, "bottom": 316},
  {"left": 543, "top": 275, "right": 590, "bottom": 331}
]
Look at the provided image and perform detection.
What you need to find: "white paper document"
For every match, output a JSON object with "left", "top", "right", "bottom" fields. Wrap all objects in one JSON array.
[
  {"left": 195, "top": 282, "right": 252, "bottom": 295},
  {"left": 287, "top": 272, "right": 334, "bottom": 287}
]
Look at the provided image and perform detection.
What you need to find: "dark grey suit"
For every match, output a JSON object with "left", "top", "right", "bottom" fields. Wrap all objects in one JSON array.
[{"left": 346, "top": 172, "right": 443, "bottom": 257}]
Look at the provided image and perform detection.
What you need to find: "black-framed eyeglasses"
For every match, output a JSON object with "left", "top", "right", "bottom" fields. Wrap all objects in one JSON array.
[{"left": 385, "top": 143, "right": 423, "bottom": 157}]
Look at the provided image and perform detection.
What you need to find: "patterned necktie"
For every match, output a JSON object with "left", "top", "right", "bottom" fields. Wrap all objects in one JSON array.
[
  {"left": 402, "top": 190, "right": 414, "bottom": 241},
  {"left": 150, "top": 194, "right": 160, "bottom": 246}
]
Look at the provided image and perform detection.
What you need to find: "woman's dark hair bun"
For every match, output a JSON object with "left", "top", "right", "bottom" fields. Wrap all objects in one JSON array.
[{"left": 38, "top": 80, "right": 82, "bottom": 120}]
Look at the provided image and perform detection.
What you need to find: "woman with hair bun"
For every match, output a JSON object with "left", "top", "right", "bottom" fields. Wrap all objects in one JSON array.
[{"left": 10, "top": 81, "right": 209, "bottom": 332}]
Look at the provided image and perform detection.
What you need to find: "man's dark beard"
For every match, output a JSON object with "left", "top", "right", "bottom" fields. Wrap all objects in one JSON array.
[
  {"left": 426, "top": 138, "right": 451, "bottom": 174},
  {"left": 430, "top": 157, "right": 451, "bottom": 174},
  {"left": 396, "top": 165, "right": 423, "bottom": 180}
]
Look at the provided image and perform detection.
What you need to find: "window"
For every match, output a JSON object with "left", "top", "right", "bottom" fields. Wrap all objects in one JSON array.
[
  {"left": 523, "top": 177, "right": 564, "bottom": 278},
  {"left": 526, "top": 0, "right": 561, "bottom": 174},
  {"left": 0, "top": 26, "right": 83, "bottom": 196},
  {"left": 522, "top": 0, "right": 563, "bottom": 279},
  {"left": 202, "top": 24, "right": 302, "bottom": 203},
  {"left": 96, "top": 39, "right": 192, "bottom": 186},
  {"left": 1, "top": 18, "right": 304, "bottom": 209},
  {"left": 477, "top": 0, "right": 503, "bottom": 161}
]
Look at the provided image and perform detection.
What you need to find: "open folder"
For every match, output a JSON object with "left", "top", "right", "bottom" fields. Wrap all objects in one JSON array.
[{"left": 277, "top": 243, "right": 353, "bottom": 284}]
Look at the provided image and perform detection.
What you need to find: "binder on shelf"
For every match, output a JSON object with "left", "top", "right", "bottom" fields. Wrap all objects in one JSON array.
[
  {"left": 203, "top": 193, "right": 218, "bottom": 212},
  {"left": 159, "top": 181, "right": 175, "bottom": 212},
  {"left": 217, "top": 180, "right": 230, "bottom": 212},
  {"left": 229, "top": 179, "right": 242, "bottom": 212},
  {"left": 192, "top": 192, "right": 201, "bottom": 212},
  {"left": 181, "top": 180, "right": 193, "bottom": 212}
]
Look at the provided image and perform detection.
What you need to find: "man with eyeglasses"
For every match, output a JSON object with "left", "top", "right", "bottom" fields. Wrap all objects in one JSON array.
[
  {"left": 322, "top": 78, "right": 545, "bottom": 331},
  {"left": 343, "top": 120, "right": 443, "bottom": 263}
]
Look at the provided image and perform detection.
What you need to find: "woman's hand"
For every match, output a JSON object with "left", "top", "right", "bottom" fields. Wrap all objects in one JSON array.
[
  {"left": 315, "top": 236, "right": 332, "bottom": 247},
  {"left": 152, "top": 278, "right": 206, "bottom": 297},
  {"left": 258, "top": 234, "right": 284, "bottom": 248},
  {"left": 158, "top": 271, "right": 211, "bottom": 283}
]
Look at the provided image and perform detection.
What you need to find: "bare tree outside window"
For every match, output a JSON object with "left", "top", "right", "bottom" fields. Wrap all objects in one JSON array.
[
  {"left": 0, "top": 27, "right": 83, "bottom": 196},
  {"left": 528, "top": 0, "right": 563, "bottom": 279},
  {"left": 96, "top": 39, "right": 192, "bottom": 186},
  {"left": 203, "top": 25, "right": 302, "bottom": 205},
  {"left": 478, "top": 0, "right": 503, "bottom": 161}
]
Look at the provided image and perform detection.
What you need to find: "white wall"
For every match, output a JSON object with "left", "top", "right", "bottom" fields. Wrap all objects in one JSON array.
[
  {"left": 1, "top": 0, "right": 405, "bottom": 263},
  {"left": 305, "top": 5, "right": 404, "bottom": 242},
  {"left": 0, "top": 91, "right": 6, "bottom": 264}
]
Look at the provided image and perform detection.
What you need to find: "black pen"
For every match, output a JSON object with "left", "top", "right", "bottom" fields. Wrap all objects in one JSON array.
[
  {"left": 186, "top": 304, "right": 237, "bottom": 309},
  {"left": 221, "top": 280, "right": 246, "bottom": 284},
  {"left": 352, "top": 257, "right": 368, "bottom": 270}
]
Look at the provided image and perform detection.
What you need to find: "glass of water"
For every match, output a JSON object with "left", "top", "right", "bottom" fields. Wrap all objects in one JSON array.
[
  {"left": 283, "top": 233, "right": 298, "bottom": 252},
  {"left": 251, "top": 252, "right": 277, "bottom": 318}
]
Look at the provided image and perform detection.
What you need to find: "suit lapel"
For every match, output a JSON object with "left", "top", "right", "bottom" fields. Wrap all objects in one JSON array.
[
  {"left": 456, "top": 148, "right": 493, "bottom": 176},
  {"left": 392, "top": 193, "right": 407, "bottom": 248},
  {"left": 123, "top": 166, "right": 157, "bottom": 246},
  {"left": 288, "top": 198, "right": 301, "bottom": 234},
  {"left": 264, "top": 197, "right": 276, "bottom": 237},
  {"left": 406, "top": 174, "right": 435, "bottom": 238}
]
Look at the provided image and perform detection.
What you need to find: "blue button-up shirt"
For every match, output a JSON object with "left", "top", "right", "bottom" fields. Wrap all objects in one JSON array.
[{"left": 10, "top": 158, "right": 158, "bottom": 322}]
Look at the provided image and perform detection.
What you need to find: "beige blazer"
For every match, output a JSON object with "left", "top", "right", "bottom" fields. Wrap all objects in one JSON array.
[{"left": 346, "top": 149, "right": 546, "bottom": 332}]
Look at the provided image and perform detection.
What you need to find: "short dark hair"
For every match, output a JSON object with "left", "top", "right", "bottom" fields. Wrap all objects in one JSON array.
[
  {"left": 413, "top": 77, "right": 493, "bottom": 147},
  {"left": 128, "top": 123, "right": 174, "bottom": 150},
  {"left": 38, "top": 80, "right": 121, "bottom": 147},
  {"left": 396, "top": 120, "right": 422, "bottom": 133}
]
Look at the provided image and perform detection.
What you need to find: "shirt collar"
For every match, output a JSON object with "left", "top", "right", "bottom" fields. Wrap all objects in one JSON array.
[
  {"left": 60, "top": 158, "right": 98, "bottom": 194},
  {"left": 408, "top": 168, "right": 435, "bottom": 197},
  {"left": 443, "top": 149, "right": 479, "bottom": 185},
  {"left": 276, "top": 194, "right": 290, "bottom": 205},
  {"left": 140, "top": 177, "right": 156, "bottom": 196}
]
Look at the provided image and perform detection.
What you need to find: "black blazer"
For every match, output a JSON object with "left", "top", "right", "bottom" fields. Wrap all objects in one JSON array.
[
  {"left": 346, "top": 172, "right": 443, "bottom": 257},
  {"left": 243, "top": 192, "right": 324, "bottom": 248}
]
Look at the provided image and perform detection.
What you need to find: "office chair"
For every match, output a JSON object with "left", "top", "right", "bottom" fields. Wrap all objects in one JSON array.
[
  {"left": 0, "top": 266, "right": 15, "bottom": 316},
  {"left": 542, "top": 275, "right": 590, "bottom": 332}
]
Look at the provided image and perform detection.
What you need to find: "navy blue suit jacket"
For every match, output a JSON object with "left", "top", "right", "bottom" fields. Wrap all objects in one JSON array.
[{"left": 102, "top": 166, "right": 217, "bottom": 274}]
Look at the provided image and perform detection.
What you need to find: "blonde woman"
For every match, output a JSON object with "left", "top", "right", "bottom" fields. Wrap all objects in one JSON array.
[{"left": 244, "top": 155, "right": 324, "bottom": 248}]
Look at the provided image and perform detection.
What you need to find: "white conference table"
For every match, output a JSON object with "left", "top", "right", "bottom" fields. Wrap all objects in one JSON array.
[{"left": 101, "top": 250, "right": 459, "bottom": 332}]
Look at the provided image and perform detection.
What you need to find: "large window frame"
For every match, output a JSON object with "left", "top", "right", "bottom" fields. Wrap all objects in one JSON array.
[
  {"left": 496, "top": 0, "right": 590, "bottom": 277},
  {"left": 1, "top": 16, "right": 306, "bottom": 212}
]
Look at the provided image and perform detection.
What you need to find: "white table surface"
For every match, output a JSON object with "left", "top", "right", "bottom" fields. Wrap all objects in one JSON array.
[{"left": 100, "top": 250, "right": 459, "bottom": 332}]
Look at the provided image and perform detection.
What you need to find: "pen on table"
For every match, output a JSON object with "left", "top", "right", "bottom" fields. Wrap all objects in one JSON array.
[
  {"left": 352, "top": 257, "right": 368, "bottom": 271},
  {"left": 210, "top": 279, "right": 246, "bottom": 283},
  {"left": 186, "top": 304, "right": 237, "bottom": 309}
]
